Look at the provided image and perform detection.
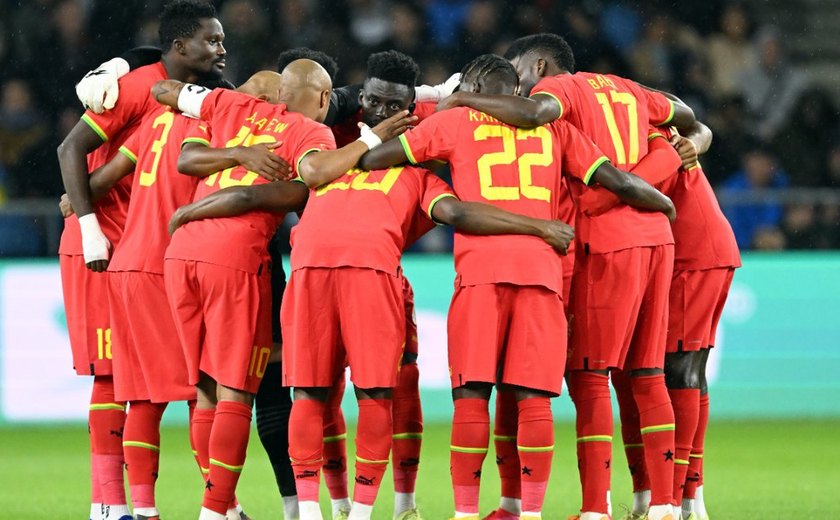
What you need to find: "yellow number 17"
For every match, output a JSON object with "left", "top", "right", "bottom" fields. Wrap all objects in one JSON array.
[{"left": 595, "top": 91, "right": 639, "bottom": 166}]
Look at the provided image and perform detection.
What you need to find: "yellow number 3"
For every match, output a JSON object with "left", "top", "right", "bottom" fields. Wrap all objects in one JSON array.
[
  {"left": 138, "top": 110, "right": 176, "bottom": 187},
  {"left": 474, "top": 125, "right": 552, "bottom": 202}
]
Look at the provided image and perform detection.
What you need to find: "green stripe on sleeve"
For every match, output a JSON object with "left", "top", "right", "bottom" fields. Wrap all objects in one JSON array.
[
  {"left": 81, "top": 114, "right": 108, "bottom": 142},
  {"left": 583, "top": 156, "right": 610, "bottom": 186},
  {"left": 118, "top": 146, "right": 137, "bottom": 164},
  {"left": 182, "top": 137, "right": 210, "bottom": 147},
  {"left": 398, "top": 134, "right": 418, "bottom": 164},
  {"left": 427, "top": 193, "right": 458, "bottom": 223}
]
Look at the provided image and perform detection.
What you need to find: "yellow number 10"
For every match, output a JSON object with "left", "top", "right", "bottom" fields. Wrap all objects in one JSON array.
[
  {"left": 138, "top": 110, "right": 175, "bottom": 187},
  {"left": 474, "top": 125, "right": 552, "bottom": 202},
  {"left": 205, "top": 126, "right": 276, "bottom": 189},
  {"left": 595, "top": 91, "right": 639, "bottom": 166}
]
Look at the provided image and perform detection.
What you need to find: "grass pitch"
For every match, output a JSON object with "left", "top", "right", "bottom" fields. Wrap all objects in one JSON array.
[{"left": 2, "top": 420, "right": 838, "bottom": 518}]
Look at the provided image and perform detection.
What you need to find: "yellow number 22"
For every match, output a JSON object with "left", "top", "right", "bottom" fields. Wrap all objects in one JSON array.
[{"left": 474, "top": 125, "right": 552, "bottom": 202}]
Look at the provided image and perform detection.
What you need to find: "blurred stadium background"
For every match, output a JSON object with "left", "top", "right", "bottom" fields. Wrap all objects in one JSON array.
[{"left": 0, "top": 1, "right": 839, "bottom": 516}]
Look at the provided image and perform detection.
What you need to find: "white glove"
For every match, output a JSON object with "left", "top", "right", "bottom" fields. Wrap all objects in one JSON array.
[
  {"left": 414, "top": 72, "right": 461, "bottom": 103},
  {"left": 78, "top": 213, "right": 111, "bottom": 264},
  {"left": 75, "top": 57, "right": 130, "bottom": 114},
  {"left": 357, "top": 122, "right": 383, "bottom": 149}
]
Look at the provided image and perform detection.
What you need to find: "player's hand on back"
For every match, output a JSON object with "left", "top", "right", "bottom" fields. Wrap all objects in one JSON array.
[
  {"left": 366, "top": 110, "right": 418, "bottom": 143},
  {"left": 233, "top": 142, "right": 292, "bottom": 181},
  {"left": 75, "top": 57, "right": 129, "bottom": 114},
  {"left": 436, "top": 91, "right": 465, "bottom": 112},
  {"left": 670, "top": 134, "right": 698, "bottom": 170},
  {"left": 540, "top": 220, "right": 575, "bottom": 255},
  {"left": 59, "top": 194, "right": 75, "bottom": 218},
  {"left": 169, "top": 206, "right": 189, "bottom": 236}
]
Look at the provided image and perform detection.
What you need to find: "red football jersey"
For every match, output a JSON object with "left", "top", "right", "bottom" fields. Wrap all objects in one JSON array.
[
  {"left": 399, "top": 107, "right": 608, "bottom": 294},
  {"left": 331, "top": 101, "right": 437, "bottom": 148},
  {"left": 290, "top": 165, "right": 455, "bottom": 274},
  {"left": 532, "top": 72, "right": 674, "bottom": 253},
  {"left": 59, "top": 62, "right": 168, "bottom": 256},
  {"left": 655, "top": 127, "right": 741, "bottom": 270},
  {"left": 108, "top": 107, "right": 207, "bottom": 274},
  {"left": 165, "top": 89, "right": 336, "bottom": 274}
]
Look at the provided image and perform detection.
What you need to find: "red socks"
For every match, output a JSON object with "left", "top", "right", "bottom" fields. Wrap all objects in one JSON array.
[
  {"left": 516, "top": 397, "right": 554, "bottom": 514},
  {"left": 613, "top": 370, "right": 650, "bottom": 492},
  {"left": 632, "top": 375, "right": 675, "bottom": 507},
  {"left": 89, "top": 375, "right": 128, "bottom": 507},
  {"left": 123, "top": 400, "right": 167, "bottom": 510},
  {"left": 353, "top": 398, "right": 393, "bottom": 506},
  {"left": 669, "top": 388, "right": 700, "bottom": 504},
  {"left": 323, "top": 382, "right": 349, "bottom": 501},
  {"left": 202, "top": 400, "right": 252, "bottom": 515},
  {"left": 191, "top": 407, "right": 215, "bottom": 479},
  {"left": 494, "top": 390, "right": 521, "bottom": 502},
  {"left": 568, "top": 371, "right": 613, "bottom": 514},
  {"left": 684, "top": 393, "right": 709, "bottom": 500},
  {"left": 392, "top": 363, "right": 423, "bottom": 494},
  {"left": 450, "top": 398, "right": 490, "bottom": 515},
  {"left": 289, "top": 398, "right": 327, "bottom": 503}
]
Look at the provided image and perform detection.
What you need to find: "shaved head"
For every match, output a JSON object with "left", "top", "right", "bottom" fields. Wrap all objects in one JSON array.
[
  {"left": 278, "top": 59, "right": 333, "bottom": 122},
  {"left": 236, "top": 70, "right": 284, "bottom": 104}
]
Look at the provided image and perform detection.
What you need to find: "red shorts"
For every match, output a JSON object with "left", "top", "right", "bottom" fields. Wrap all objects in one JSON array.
[
  {"left": 59, "top": 254, "right": 112, "bottom": 376},
  {"left": 109, "top": 271, "right": 195, "bottom": 403},
  {"left": 562, "top": 250, "right": 575, "bottom": 305},
  {"left": 402, "top": 276, "right": 419, "bottom": 361},
  {"left": 447, "top": 283, "right": 567, "bottom": 395},
  {"left": 282, "top": 267, "right": 405, "bottom": 389},
  {"left": 666, "top": 267, "right": 735, "bottom": 353},
  {"left": 164, "top": 259, "right": 272, "bottom": 394},
  {"left": 568, "top": 245, "right": 674, "bottom": 371}
]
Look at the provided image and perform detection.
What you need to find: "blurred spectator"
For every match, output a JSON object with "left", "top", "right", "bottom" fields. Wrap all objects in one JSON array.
[
  {"left": 0, "top": 79, "right": 49, "bottom": 197},
  {"left": 736, "top": 26, "right": 809, "bottom": 142},
  {"left": 721, "top": 145, "right": 791, "bottom": 249},
  {"left": 220, "top": 0, "right": 271, "bottom": 85},
  {"left": 424, "top": 0, "right": 470, "bottom": 48},
  {"left": 751, "top": 226, "right": 786, "bottom": 251},
  {"left": 452, "top": 1, "right": 505, "bottom": 68},
  {"left": 600, "top": 0, "right": 644, "bottom": 55},
  {"left": 273, "top": 0, "right": 326, "bottom": 56},
  {"left": 783, "top": 204, "right": 821, "bottom": 249},
  {"left": 706, "top": 3, "right": 755, "bottom": 100},
  {"left": 377, "top": 2, "right": 427, "bottom": 58},
  {"left": 559, "top": 4, "right": 629, "bottom": 76},
  {"left": 347, "top": 0, "right": 392, "bottom": 48},
  {"left": 705, "top": 95, "right": 753, "bottom": 185},
  {"left": 772, "top": 89, "right": 840, "bottom": 187}
]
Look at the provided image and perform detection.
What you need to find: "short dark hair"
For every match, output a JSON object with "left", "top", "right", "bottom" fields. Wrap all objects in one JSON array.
[
  {"left": 159, "top": 0, "right": 217, "bottom": 53},
  {"left": 504, "top": 33, "right": 576, "bottom": 73},
  {"left": 276, "top": 48, "right": 339, "bottom": 82},
  {"left": 460, "top": 54, "right": 519, "bottom": 89},
  {"left": 366, "top": 50, "right": 420, "bottom": 87}
]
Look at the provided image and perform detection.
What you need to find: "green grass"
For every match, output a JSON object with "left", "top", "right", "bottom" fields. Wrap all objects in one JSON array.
[{"left": 2, "top": 420, "right": 839, "bottom": 518}]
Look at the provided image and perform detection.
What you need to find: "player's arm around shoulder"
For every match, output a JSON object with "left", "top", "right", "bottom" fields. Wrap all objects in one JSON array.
[
  {"left": 437, "top": 91, "right": 560, "bottom": 128},
  {"left": 589, "top": 162, "right": 676, "bottom": 222},
  {"left": 430, "top": 197, "right": 575, "bottom": 254},
  {"left": 169, "top": 180, "right": 309, "bottom": 235}
]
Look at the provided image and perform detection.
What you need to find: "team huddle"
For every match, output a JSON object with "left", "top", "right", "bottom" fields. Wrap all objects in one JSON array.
[{"left": 57, "top": 2, "right": 740, "bottom": 520}]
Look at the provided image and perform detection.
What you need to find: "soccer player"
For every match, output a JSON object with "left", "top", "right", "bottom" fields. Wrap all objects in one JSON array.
[
  {"left": 439, "top": 35, "right": 697, "bottom": 520},
  {"left": 321, "top": 49, "right": 434, "bottom": 520},
  {"left": 359, "top": 53, "right": 675, "bottom": 520},
  {"left": 150, "top": 59, "right": 414, "bottom": 520},
  {"left": 57, "top": 2, "right": 227, "bottom": 518}
]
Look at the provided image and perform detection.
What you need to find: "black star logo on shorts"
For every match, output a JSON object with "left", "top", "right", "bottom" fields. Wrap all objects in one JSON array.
[
  {"left": 605, "top": 459, "right": 611, "bottom": 469},
  {"left": 522, "top": 466, "right": 532, "bottom": 476},
  {"left": 496, "top": 455, "right": 505, "bottom": 465},
  {"left": 205, "top": 480, "right": 214, "bottom": 491},
  {"left": 473, "top": 469, "right": 482, "bottom": 479},
  {"left": 663, "top": 450, "right": 674, "bottom": 461}
]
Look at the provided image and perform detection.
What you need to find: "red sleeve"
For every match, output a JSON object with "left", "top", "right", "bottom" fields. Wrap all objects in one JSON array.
[
  {"left": 418, "top": 168, "right": 457, "bottom": 222},
  {"left": 554, "top": 121, "right": 610, "bottom": 185},
  {"left": 181, "top": 118, "right": 211, "bottom": 147},
  {"left": 80, "top": 74, "right": 151, "bottom": 142},
  {"left": 625, "top": 80, "right": 676, "bottom": 126},
  {"left": 289, "top": 121, "right": 337, "bottom": 176},
  {"left": 397, "top": 109, "right": 461, "bottom": 164},
  {"left": 630, "top": 129, "right": 681, "bottom": 185},
  {"left": 530, "top": 76, "right": 573, "bottom": 120},
  {"left": 412, "top": 102, "right": 437, "bottom": 123},
  {"left": 198, "top": 88, "right": 236, "bottom": 122},
  {"left": 117, "top": 130, "right": 140, "bottom": 164}
]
